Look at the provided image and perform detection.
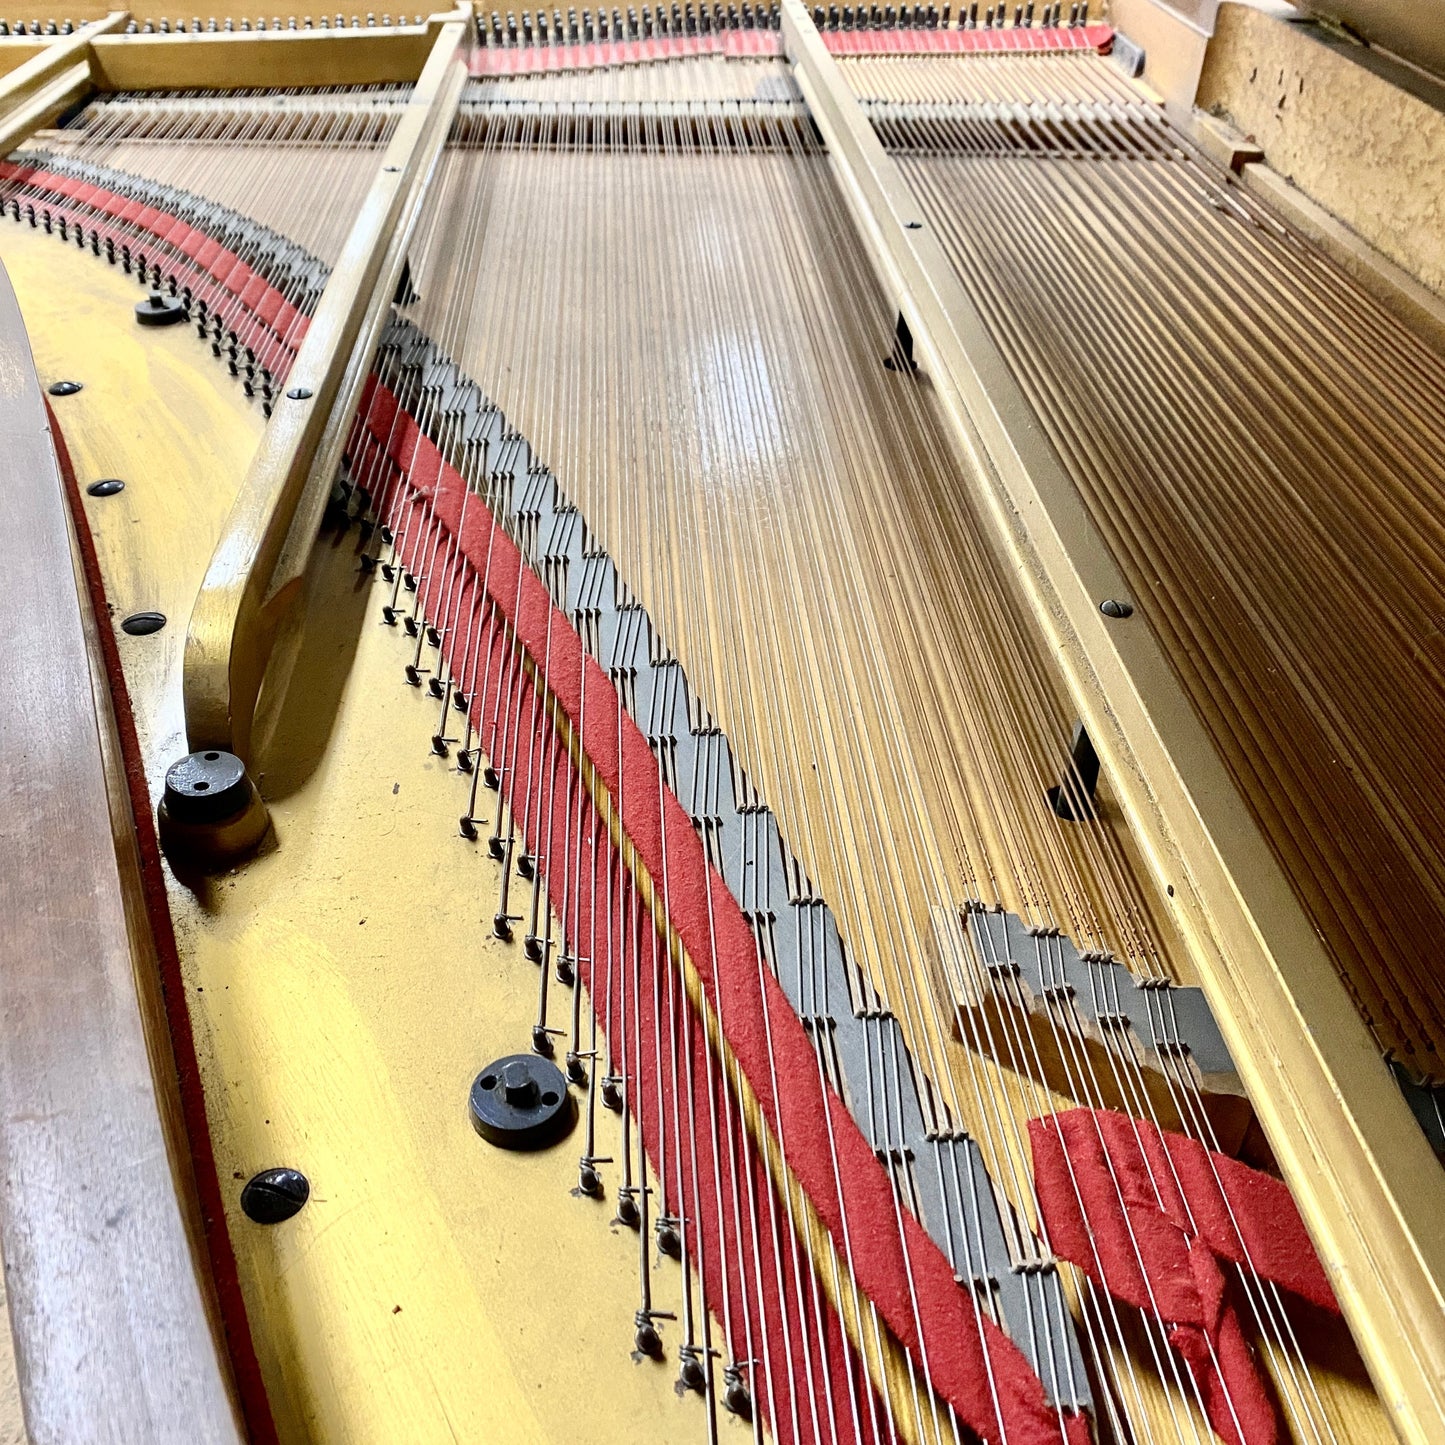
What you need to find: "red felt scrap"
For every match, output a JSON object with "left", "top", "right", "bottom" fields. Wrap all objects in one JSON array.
[{"left": 1030, "top": 1109, "right": 1339, "bottom": 1445}]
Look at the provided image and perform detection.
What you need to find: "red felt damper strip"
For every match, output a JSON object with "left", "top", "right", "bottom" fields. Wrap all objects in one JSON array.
[
  {"left": 1030, "top": 1109, "right": 1340, "bottom": 1445},
  {"left": 376, "top": 384, "right": 1089, "bottom": 1445}
]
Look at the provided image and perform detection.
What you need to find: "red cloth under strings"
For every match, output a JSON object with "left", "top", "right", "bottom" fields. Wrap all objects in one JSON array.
[{"left": 1030, "top": 1109, "right": 1339, "bottom": 1445}]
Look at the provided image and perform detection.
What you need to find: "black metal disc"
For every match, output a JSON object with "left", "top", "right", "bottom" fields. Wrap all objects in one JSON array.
[
  {"left": 163, "top": 749, "right": 251, "bottom": 824},
  {"left": 135, "top": 291, "right": 187, "bottom": 327},
  {"left": 469, "top": 1054, "right": 575, "bottom": 1150},
  {"left": 47, "top": 380, "right": 82, "bottom": 396},
  {"left": 240, "top": 1168, "right": 310, "bottom": 1225},
  {"left": 86, "top": 478, "right": 125, "bottom": 497}
]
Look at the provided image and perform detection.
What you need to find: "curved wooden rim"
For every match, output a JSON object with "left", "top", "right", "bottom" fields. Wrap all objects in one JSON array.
[{"left": 0, "top": 256, "right": 253, "bottom": 1444}]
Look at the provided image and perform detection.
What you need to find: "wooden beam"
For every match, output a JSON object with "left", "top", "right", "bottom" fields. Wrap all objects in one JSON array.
[
  {"left": 89, "top": 25, "right": 439, "bottom": 91},
  {"left": 0, "top": 256, "right": 245, "bottom": 1444},
  {"left": 778, "top": 5, "right": 1445, "bottom": 1441},
  {"left": 0, "top": 11, "right": 124, "bottom": 108},
  {"left": 183, "top": 10, "right": 469, "bottom": 761},
  {"left": 0, "top": 13, "right": 127, "bottom": 154},
  {"left": 0, "top": 59, "right": 90, "bottom": 157}
]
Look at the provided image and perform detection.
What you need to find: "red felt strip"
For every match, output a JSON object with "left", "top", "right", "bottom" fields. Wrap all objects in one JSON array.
[
  {"left": 375, "top": 387, "right": 1090, "bottom": 1445},
  {"left": 1030, "top": 1109, "right": 1340, "bottom": 1445}
]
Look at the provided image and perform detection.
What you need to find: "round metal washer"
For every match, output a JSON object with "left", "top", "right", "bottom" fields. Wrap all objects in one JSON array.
[
  {"left": 135, "top": 292, "right": 187, "bottom": 327},
  {"left": 162, "top": 749, "right": 251, "bottom": 824},
  {"left": 469, "top": 1054, "right": 575, "bottom": 1150}
]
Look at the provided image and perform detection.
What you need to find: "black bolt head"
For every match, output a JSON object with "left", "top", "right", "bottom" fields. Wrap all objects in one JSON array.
[
  {"left": 87, "top": 478, "right": 125, "bottom": 497},
  {"left": 287, "top": 386, "right": 313, "bottom": 401},
  {"left": 634, "top": 1321, "right": 663, "bottom": 1357},
  {"left": 47, "top": 380, "right": 82, "bottom": 396},
  {"left": 656, "top": 1219, "right": 682, "bottom": 1258},
  {"left": 120, "top": 611, "right": 167, "bottom": 636},
  {"left": 678, "top": 1354, "right": 706, "bottom": 1393},
  {"left": 470, "top": 1053, "right": 575, "bottom": 1150},
  {"left": 240, "top": 1167, "right": 309, "bottom": 1224},
  {"left": 1100, "top": 597, "right": 1134, "bottom": 619},
  {"left": 162, "top": 749, "right": 251, "bottom": 824}
]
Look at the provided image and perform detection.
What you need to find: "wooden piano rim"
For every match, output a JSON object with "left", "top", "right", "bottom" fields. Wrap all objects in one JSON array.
[{"left": 0, "top": 259, "right": 251, "bottom": 1441}]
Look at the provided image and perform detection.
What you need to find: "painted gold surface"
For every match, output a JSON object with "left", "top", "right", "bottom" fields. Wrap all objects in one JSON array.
[{"left": 0, "top": 220, "right": 746, "bottom": 1445}]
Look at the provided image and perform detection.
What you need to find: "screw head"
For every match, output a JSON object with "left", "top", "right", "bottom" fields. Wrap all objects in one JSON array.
[
  {"left": 240, "top": 1167, "right": 310, "bottom": 1224},
  {"left": 469, "top": 1053, "right": 574, "bottom": 1150},
  {"left": 87, "top": 478, "right": 125, "bottom": 497},
  {"left": 1099, "top": 598, "right": 1134, "bottom": 619},
  {"left": 120, "top": 610, "right": 166, "bottom": 636},
  {"left": 47, "top": 380, "right": 82, "bottom": 396},
  {"left": 286, "top": 386, "right": 313, "bottom": 400}
]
